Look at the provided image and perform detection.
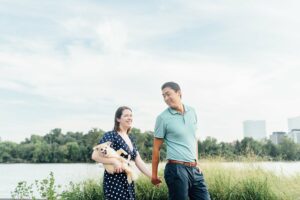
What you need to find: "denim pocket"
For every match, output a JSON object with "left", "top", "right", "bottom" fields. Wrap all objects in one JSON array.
[
  {"left": 164, "top": 163, "right": 179, "bottom": 185},
  {"left": 193, "top": 167, "right": 204, "bottom": 182},
  {"left": 195, "top": 167, "right": 203, "bottom": 175}
]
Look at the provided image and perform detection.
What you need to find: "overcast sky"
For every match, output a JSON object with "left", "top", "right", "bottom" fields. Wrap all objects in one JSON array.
[{"left": 1, "top": 0, "right": 300, "bottom": 142}]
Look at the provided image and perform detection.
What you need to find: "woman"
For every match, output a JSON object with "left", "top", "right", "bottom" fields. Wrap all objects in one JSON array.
[{"left": 92, "top": 106, "right": 152, "bottom": 200}]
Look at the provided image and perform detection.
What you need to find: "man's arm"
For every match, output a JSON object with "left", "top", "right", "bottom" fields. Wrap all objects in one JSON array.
[{"left": 151, "top": 138, "right": 164, "bottom": 185}]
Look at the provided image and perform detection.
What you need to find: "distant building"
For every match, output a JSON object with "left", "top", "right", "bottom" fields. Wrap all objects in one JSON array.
[
  {"left": 243, "top": 120, "right": 267, "bottom": 140},
  {"left": 288, "top": 116, "right": 300, "bottom": 131},
  {"left": 270, "top": 132, "right": 286, "bottom": 145},
  {"left": 288, "top": 129, "right": 300, "bottom": 144}
]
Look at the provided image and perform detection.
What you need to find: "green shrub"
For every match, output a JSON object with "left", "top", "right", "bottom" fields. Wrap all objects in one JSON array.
[{"left": 61, "top": 180, "right": 103, "bottom": 200}]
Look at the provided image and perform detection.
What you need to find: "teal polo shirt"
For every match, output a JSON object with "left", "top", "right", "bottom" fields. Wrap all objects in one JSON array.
[{"left": 154, "top": 104, "right": 198, "bottom": 162}]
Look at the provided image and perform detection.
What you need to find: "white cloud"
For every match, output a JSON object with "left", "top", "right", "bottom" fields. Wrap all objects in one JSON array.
[
  {"left": 96, "top": 20, "right": 129, "bottom": 53},
  {"left": 1, "top": 0, "right": 300, "bottom": 142}
]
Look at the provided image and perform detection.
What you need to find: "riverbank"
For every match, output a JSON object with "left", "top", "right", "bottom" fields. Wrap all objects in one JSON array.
[{"left": 8, "top": 162, "right": 300, "bottom": 200}]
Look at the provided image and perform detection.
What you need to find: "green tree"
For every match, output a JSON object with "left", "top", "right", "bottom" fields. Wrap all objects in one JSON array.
[
  {"left": 199, "top": 137, "right": 221, "bottom": 157},
  {"left": 262, "top": 140, "right": 280, "bottom": 159},
  {"left": 240, "top": 137, "right": 263, "bottom": 157},
  {"left": 66, "top": 142, "right": 80, "bottom": 162},
  {"left": 32, "top": 141, "right": 51, "bottom": 163},
  {"left": 279, "top": 137, "right": 298, "bottom": 160},
  {"left": 0, "top": 141, "right": 18, "bottom": 162}
]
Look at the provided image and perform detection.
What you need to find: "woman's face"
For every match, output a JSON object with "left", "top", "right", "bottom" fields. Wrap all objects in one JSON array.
[{"left": 117, "top": 109, "right": 133, "bottom": 130}]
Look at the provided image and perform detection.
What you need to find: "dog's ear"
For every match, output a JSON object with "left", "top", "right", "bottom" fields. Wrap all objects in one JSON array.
[
  {"left": 93, "top": 146, "right": 99, "bottom": 151},
  {"left": 106, "top": 141, "right": 112, "bottom": 146}
]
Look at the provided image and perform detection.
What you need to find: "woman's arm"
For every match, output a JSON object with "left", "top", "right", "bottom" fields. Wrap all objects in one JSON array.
[
  {"left": 134, "top": 153, "right": 151, "bottom": 178},
  {"left": 91, "top": 150, "right": 123, "bottom": 173}
]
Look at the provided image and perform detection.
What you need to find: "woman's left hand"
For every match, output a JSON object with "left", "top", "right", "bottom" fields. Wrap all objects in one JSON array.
[{"left": 113, "top": 160, "right": 123, "bottom": 173}]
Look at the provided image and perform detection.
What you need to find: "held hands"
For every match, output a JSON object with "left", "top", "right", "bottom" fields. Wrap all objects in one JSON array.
[{"left": 151, "top": 176, "right": 162, "bottom": 186}]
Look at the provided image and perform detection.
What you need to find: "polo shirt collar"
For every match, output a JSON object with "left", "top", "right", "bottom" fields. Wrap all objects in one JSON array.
[{"left": 168, "top": 104, "right": 189, "bottom": 115}]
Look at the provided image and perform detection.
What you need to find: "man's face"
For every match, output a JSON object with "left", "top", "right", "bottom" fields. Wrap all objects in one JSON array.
[{"left": 162, "top": 87, "right": 181, "bottom": 108}]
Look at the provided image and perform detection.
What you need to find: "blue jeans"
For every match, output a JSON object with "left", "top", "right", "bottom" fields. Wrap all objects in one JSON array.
[{"left": 164, "top": 163, "right": 211, "bottom": 200}]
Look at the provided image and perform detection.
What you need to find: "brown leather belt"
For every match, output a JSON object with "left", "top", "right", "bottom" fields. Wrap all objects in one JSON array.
[{"left": 168, "top": 160, "right": 197, "bottom": 167}]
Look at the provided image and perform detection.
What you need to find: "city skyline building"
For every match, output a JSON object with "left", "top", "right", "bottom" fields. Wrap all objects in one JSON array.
[
  {"left": 243, "top": 120, "right": 267, "bottom": 140},
  {"left": 270, "top": 131, "right": 286, "bottom": 145},
  {"left": 288, "top": 129, "right": 300, "bottom": 144},
  {"left": 288, "top": 116, "right": 300, "bottom": 132}
]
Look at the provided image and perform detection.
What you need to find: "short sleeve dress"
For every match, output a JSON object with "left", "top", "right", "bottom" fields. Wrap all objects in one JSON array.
[{"left": 98, "top": 131, "right": 138, "bottom": 200}]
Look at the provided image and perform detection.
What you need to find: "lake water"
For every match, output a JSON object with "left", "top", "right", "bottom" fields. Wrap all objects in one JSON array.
[
  {"left": 0, "top": 162, "right": 300, "bottom": 198},
  {"left": 0, "top": 163, "right": 104, "bottom": 198}
]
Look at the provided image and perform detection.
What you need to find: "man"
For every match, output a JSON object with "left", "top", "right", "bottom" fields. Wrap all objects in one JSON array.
[{"left": 151, "top": 82, "right": 211, "bottom": 200}]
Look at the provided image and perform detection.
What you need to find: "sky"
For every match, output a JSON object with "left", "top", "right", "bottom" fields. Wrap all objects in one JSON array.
[{"left": 1, "top": 0, "right": 300, "bottom": 143}]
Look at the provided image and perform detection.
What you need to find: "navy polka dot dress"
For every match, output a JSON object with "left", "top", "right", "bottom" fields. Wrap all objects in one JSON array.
[{"left": 99, "top": 131, "right": 138, "bottom": 200}]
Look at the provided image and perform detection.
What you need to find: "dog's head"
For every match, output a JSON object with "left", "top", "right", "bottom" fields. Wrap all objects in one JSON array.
[{"left": 93, "top": 141, "right": 112, "bottom": 156}]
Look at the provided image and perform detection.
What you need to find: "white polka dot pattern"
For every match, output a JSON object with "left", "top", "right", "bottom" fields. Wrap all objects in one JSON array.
[{"left": 99, "top": 131, "right": 138, "bottom": 200}]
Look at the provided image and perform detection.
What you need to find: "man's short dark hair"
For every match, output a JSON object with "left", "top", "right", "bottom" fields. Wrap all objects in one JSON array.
[{"left": 161, "top": 82, "right": 181, "bottom": 92}]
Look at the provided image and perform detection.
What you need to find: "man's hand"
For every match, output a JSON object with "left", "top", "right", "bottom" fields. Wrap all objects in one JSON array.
[
  {"left": 196, "top": 164, "right": 203, "bottom": 174},
  {"left": 151, "top": 176, "right": 162, "bottom": 186}
]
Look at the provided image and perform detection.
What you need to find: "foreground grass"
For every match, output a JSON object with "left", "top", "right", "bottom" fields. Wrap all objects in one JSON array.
[
  {"left": 60, "top": 170, "right": 168, "bottom": 200},
  {"left": 62, "top": 163, "right": 300, "bottom": 200},
  {"left": 201, "top": 162, "right": 300, "bottom": 200},
  {"left": 12, "top": 162, "right": 300, "bottom": 200}
]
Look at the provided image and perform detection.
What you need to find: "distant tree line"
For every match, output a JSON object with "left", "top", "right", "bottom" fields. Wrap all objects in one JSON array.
[
  {"left": 1, "top": 128, "right": 300, "bottom": 163},
  {"left": 0, "top": 128, "right": 165, "bottom": 163},
  {"left": 199, "top": 136, "right": 300, "bottom": 161}
]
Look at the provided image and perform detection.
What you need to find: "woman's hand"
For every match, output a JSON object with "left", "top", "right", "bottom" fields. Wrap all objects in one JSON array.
[{"left": 113, "top": 160, "right": 123, "bottom": 173}]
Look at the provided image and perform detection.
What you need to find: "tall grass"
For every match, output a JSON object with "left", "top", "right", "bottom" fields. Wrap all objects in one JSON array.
[
  {"left": 60, "top": 180, "right": 103, "bottom": 200},
  {"left": 12, "top": 162, "right": 300, "bottom": 200},
  {"left": 202, "top": 162, "right": 300, "bottom": 200},
  {"left": 135, "top": 176, "right": 168, "bottom": 200},
  {"left": 60, "top": 163, "right": 300, "bottom": 200},
  {"left": 60, "top": 172, "right": 168, "bottom": 200},
  {"left": 205, "top": 167, "right": 277, "bottom": 199}
]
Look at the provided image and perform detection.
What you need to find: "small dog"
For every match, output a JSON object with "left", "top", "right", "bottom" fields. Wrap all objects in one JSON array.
[{"left": 93, "top": 141, "right": 137, "bottom": 183}]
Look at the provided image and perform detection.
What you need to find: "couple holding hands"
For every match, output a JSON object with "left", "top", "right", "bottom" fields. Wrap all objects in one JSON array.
[{"left": 92, "top": 82, "right": 210, "bottom": 200}]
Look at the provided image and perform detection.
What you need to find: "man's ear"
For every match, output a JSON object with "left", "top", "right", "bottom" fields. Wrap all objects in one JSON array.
[{"left": 177, "top": 90, "right": 182, "bottom": 99}]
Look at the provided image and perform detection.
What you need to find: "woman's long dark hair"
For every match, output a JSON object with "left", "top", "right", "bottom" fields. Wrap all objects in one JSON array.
[{"left": 113, "top": 106, "right": 132, "bottom": 134}]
